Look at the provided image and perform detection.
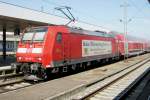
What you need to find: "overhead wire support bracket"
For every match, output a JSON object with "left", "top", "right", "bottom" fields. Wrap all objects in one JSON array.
[{"left": 55, "top": 6, "right": 75, "bottom": 25}]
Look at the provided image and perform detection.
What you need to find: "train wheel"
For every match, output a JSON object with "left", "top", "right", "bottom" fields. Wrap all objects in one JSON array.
[
  {"left": 11, "top": 63, "right": 21, "bottom": 74},
  {"left": 51, "top": 67, "right": 59, "bottom": 73},
  {"left": 20, "top": 63, "right": 30, "bottom": 75},
  {"left": 40, "top": 68, "right": 48, "bottom": 80},
  {"left": 71, "top": 64, "right": 76, "bottom": 71},
  {"left": 81, "top": 62, "right": 87, "bottom": 71}
]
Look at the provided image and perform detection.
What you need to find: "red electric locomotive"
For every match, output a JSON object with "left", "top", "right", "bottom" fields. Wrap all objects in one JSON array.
[
  {"left": 13, "top": 25, "right": 149, "bottom": 80},
  {"left": 14, "top": 25, "right": 121, "bottom": 80}
]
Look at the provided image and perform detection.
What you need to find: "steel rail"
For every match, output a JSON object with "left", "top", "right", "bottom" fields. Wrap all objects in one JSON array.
[
  {"left": 46, "top": 55, "right": 150, "bottom": 100},
  {"left": 74, "top": 58, "right": 150, "bottom": 100}
]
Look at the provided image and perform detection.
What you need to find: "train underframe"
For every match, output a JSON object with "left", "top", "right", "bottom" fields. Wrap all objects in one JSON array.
[
  {"left": 12, "top": 62, "right": 48, "bottom": 80},
  {"left": 12, "top": 51, "right": 147, "bottom": 81},
  {"left": 12, "top": 56, "right": 121, "bottom": 81}
]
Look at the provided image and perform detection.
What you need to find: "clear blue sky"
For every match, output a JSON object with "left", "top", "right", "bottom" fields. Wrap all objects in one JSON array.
[{"left": 1, "top": 0, "right": 150, "bottom": 40}]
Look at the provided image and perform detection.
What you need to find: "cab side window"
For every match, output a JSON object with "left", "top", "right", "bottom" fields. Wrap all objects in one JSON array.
[{"left": 56, "top": 32, "right": 62, "bottom": 43}]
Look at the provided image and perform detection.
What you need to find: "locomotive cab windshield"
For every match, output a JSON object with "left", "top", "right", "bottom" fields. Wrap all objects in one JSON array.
[{"left": 22, "top": 27, "right": 48, "bottom": 43}]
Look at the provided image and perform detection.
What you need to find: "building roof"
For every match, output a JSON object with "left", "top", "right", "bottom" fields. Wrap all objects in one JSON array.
[{"left": 0, "top": 34, "right": 20, "bottom": 41}]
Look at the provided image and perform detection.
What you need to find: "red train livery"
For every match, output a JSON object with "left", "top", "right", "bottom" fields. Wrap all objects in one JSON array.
[{"left": 14, "top": 25, "right": 150, "bottom": 80}]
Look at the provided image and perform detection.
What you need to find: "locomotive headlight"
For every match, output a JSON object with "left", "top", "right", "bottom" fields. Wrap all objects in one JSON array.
[
  {"left": 46, "top": 65, "right": 51, "bottom": 68},
  {"left": 35, "top": 57, "right": 42, "bottom": 61},
  {"left": 18, "top": 57, "right": 22, "bottom": 60},
  {"left": 38, "top": 57, "right": 42, "bottom": 61}
]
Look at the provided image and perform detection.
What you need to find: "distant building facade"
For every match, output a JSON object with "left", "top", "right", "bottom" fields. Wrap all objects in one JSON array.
[{"left": 0, "top": 34, "right": 20, "bottom": 53}]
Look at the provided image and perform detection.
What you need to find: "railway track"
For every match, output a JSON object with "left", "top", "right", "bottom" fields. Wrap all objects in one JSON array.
[
  {"left": 47, "top": 55, "right": 150, "bottom": 100},
  {"left": 119, "top": 67, "right": 150, "bottom": 100},
  {"left": 0, "top": 81, "right": 32, "bottom": 94},
  {"left": 0, "top": 65, "right": 34, "bottom": 93},
  {"left": 0, "top": 74, "right": 31, "bottom": 93},
  {"left": 72, "top": 58, "right": 150, "bottom": 100}
]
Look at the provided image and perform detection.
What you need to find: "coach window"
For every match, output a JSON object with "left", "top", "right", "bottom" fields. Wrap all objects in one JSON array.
[{"left": 56, "top": 32, "right": 62, "bottom": 43}]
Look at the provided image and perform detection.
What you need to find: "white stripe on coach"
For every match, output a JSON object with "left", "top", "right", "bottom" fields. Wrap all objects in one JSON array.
[
  {"left": 32, "top": 48, "right": 42, "bottom": 53},
  {"left": 17, "top": 48, "right": 27, "bottom": 53}
]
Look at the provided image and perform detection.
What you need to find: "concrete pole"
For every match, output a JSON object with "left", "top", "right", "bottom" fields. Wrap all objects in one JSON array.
[
  {"left": 124, "top": 2, "right": 128, "bottom": 60},
  {"left": 2, "top": 26, "right": 6, "bottom": 61},
  {"left": 121, "top": 1, "right": 129, "bottom": 61}
]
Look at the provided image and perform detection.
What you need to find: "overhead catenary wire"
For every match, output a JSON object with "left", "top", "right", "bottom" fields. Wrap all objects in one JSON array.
[
  {"left": 0, "top": 0, "right": 104, "bottom": 29},
  {"left": 41, "top": 0, "right": 112, "bottom": 30},
  {"left": 129, "top": 0, "right": 150, "bottom": 20}
]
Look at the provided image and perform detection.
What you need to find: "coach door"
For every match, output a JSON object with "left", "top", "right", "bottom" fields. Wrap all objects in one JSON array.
[{"left": 62, "top": 33, "right": 71, "bottom": 65}]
